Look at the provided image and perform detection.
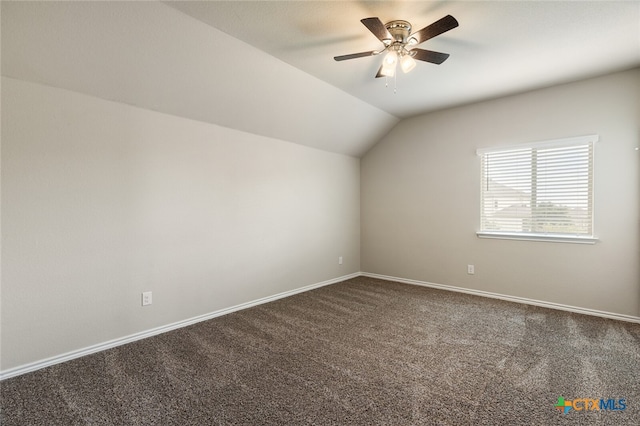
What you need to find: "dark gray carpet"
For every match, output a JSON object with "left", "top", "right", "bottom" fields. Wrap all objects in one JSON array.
[{"left": 1, "top": 276, "right": 639, "bottom": 425}]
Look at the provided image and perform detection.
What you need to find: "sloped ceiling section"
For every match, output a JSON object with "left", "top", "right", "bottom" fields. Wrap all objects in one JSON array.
[
  {"left": 1, "top": 1, "right": 398, "bottom": 157},
  {"left": 167, "top": 1, "right": 640, "bottom": 119}
]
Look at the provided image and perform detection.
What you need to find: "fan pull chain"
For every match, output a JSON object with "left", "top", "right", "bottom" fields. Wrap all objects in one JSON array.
[{"left": 383, "top": 75, "right": 397, "bottom": 93}]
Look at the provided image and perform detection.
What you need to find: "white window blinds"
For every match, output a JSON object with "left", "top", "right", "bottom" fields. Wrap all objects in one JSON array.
[{"left": 478, "top": 135, "right": 596, "bottom": 241}]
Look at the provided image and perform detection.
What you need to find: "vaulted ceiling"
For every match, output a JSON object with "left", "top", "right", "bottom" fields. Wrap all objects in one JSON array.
[{"left": 3, "top": 1, "right": 639, "bottom": 157}]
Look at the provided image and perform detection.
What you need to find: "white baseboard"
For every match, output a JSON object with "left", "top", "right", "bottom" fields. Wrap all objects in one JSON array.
[
  {"left": 0, "top": 272, "right": 360, "bottom": 381},
  {"left": 4, "top": 271, "right": 637, "bottom": 380},
  {"left": 361, "top": 272, "right": 640, "bottom": 324}
]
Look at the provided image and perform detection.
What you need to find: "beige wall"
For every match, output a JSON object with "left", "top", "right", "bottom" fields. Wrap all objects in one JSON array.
[
  {"left": 2, "top": 68, "right": 638, "bottom": 374},
  {"left": 1, "top": 77, "right": 360, "bottom": 371},
  {"left": 362, "top": 68, "right": 640, "bottom": 317}
]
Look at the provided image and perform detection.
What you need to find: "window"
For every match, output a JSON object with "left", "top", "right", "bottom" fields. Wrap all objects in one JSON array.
[{"left": 477, "top": 135, "right": 597, "bottom": 243}]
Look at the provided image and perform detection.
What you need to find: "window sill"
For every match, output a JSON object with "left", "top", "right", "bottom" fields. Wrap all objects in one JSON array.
[{"left": 476, "top": 232, "right": 598, "bottom": 244}]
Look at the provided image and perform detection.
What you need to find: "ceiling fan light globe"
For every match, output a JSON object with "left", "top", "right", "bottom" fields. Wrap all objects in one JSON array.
[
  {"left": 383, "top": 50, "right": 398, "bottom": 66},
  {"left": 400, "top": 54, "right": 417, "bottom": 73},
  {"left": 380, "top": 62, "right": 396, "bottom": 77}
]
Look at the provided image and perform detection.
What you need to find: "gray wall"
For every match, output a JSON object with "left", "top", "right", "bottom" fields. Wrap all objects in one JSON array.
[
  {"left": 361, "top": 68, "right": 640, "bottom": 317},
  {"left": 1, "top": 77, "right": 360, "bottom": 371}
]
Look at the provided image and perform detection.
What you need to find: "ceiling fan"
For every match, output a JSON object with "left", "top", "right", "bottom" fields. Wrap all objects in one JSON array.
[{"left": 334, "top": 15, "right": 459, "bottom": 78}]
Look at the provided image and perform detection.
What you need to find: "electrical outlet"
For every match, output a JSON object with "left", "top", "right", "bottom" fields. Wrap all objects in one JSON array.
[
  {"left": 142, "top": 291, "right": 152, "bottom": 306},
  {"left": 467, "top": 265, "right": 475, "bottom": 275},
  {"left": 339, "top": 256, "right": 343, "bottom": 265}
]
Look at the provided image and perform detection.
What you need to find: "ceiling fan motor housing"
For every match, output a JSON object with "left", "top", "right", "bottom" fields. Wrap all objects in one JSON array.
[{"left": 385, "top": 20, "right": 412, "bottom": 44}]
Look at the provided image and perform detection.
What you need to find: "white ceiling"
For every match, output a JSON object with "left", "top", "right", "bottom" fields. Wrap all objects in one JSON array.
[
  {"left": 167, "top": 0, "right": 640, "bottom": 118},
  {"left": 2, "top": 1, "right": 639, "bottom": 157}
]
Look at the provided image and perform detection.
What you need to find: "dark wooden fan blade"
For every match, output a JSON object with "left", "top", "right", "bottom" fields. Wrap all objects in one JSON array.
[
  {"left": 410, "top": 15, "right": 458, "bottom": 45},
  {"left": 411, "top": 48, "right": 450, "bottom": 64},
  {"left": 375, "top": 64, "right": 385, "bottom": 78},
  {"left": 334, "top": 51, "right": 377, "bottom": 61},
  {"left": 361, "top": 17, "right": 392, "bottom": 42}
]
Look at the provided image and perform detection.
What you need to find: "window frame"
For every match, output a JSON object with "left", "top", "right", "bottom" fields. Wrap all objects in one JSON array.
[{"left": 476, "top": 135, "right": 598, "bottom": 244}]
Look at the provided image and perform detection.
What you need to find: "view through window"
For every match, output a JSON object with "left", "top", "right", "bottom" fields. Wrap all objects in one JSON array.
[{"left": 478, "top": 135, "right": 596, "bottom": 241}]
